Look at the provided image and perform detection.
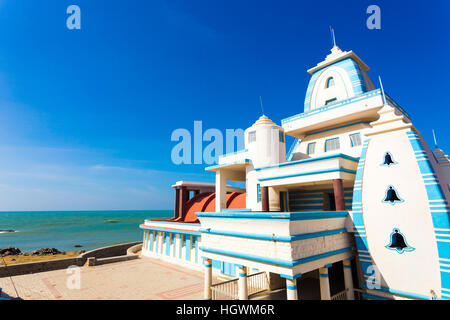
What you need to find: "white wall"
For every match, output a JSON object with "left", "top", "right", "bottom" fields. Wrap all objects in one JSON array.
[{"left": 360, "top": 129, "right": 441, "bottom": 297}]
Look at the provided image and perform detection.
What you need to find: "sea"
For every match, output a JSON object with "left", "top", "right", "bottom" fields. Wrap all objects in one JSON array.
[{"left": 0, "top": 210, "right": 172, "bottom": 252}]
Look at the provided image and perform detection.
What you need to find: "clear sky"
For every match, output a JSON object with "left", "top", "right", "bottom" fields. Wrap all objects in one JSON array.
[{"left": 0, "top": 0, "right": 448, "bottom": 211}]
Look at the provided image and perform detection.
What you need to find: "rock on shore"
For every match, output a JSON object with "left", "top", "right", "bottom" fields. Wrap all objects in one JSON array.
[
  {"left": 0, "top": 247, "right": 66, "bottom": 257},
  {"left": 30, "top": 248, "right": 63, "bottom": 256},
  {"left": 0, "top": 247, "right": 21, "bottom": 256}
]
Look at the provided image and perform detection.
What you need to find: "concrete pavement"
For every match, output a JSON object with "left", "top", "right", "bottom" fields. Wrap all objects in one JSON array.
[{"left": 0, "top": 257, "right": 207, "bottom": 300}]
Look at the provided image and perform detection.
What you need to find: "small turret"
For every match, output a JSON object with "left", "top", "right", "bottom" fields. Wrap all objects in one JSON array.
[{"left": 244, "top": 115, "right": 286, "bottom": 168}]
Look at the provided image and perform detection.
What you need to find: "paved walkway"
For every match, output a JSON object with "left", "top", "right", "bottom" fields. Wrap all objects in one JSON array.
[{"left": 0, "top": 257, "right": 207, "bottom": 300}]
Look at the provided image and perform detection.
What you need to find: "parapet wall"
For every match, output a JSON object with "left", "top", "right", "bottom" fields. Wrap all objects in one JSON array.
[
  {"left": 0, "top": 241, "right": 142, "bottom": 278},
  {"left": 79, "top": 241, "right": 141, "bottom": 259}
]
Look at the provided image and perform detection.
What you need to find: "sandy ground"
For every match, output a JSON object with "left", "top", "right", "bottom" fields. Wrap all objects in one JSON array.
[{"left": 0, "top": 252, "right": 81, "bottom": 266}]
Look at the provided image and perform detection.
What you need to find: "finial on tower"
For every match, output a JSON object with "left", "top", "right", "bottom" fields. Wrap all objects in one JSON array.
[
  {"left": 259, "top": 96, "right": 265, "bottom": 116},
  {"left": 329, "top": 26, "right": 336, "bottom": 48},
  {"left": 378, "top": 76, "right": 387, "bottom": 105}
]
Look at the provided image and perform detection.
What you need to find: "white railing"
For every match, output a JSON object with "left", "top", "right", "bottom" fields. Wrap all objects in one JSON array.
[
  {"left": 210, "top": 271, "right": 269, "bottom": 300},
  {"left": 211, "top": 278, "right": 239, "bottom": 300},
  {"left": 247, "top": 272, "right": 269, "bottom": 297},
  {"left": 331, "top": 289, "right": 348, "bottom": 300}
]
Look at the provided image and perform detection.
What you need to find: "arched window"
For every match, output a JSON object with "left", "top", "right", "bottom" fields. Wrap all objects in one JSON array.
[{"left": 326, "top": 77, "right": 335, "bottom": 88}]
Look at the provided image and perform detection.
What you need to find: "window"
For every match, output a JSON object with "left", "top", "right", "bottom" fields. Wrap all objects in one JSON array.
[
  {"left": 326, "top": 77, "right": 335, "bottom": 88},
  {"left": 325, "top": 137, "right": 340, "bottom": 152},
  {"left": 257, "top": 184, "right": 261, "bottom": 203},
  {"left": 307, "top": 142, "right": 316, "bottom": 155},
  {"left": 325, "top": 98, "right": 337, "bottom": 105},
  {"left": 279, "top": 131, "right": 285, "bottom": 143},
  {"left": 248, "top": 131, "right": 256, "bottom": 143},
  {"left": 349, "top": 133, "right": 362, "bottom": 147}
]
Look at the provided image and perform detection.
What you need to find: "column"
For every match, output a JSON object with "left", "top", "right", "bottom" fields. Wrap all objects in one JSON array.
[
  {"left": 174, "top": 188, "right": 180, "bottom": 219},
  {"left": 237, "top": 265, "right": 248, "bottom": 300},
  {"left": 333, "top": 179, "right": 345, "bottom": 211},
  {"left": 261, "top": 186, "right": 269, "bottom": 212},
  {"left": 204, "top": 258, "right": 212, "bottom": 300},
  {"left": 179, "top": 186, "right": 187, "bottom": 219},
  {"left": 343, "top": 259, "right": 355, "bottom": 300},
  {"left": 319, "top": 264, "right": 332, "bottom": 300},
  {"left": 286, "top": 278, "right": 298, "bottom": 300},
  {"left": 269, "top": 187, "right": 281, "bottom": 211},
  {"left": 216, "top": 171, "right": 227, "bottom": 212}
]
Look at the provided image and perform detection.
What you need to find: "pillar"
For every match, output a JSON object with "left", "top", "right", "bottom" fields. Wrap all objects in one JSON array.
[
  {"left": 319, "top": 264, "right": 332, "bottom": 300},
  {"left": 179, "top": 186, "right": 187, "bottom": 219},
  {"left": 286, "top": 278, "right": 298, "bottom": 300},
  {"left": 216, "top": 172, "right": 227, "bottom": 212},
  {"left": 333, "top": 179, "right": 345, "bottom": 211},
  {"left": 269, "top": 187, "right": 281, "bottom": 211},
  {"left": 174, "top": 188, "right": 180, "bottom": 219},
  {"left": 261, "top": 186, "right": 269, "bottom": 212},
  {"left": 237, "top": 266, "right": 248, "bottom": 300},
  {"left": 204, "top": 258, "right": 212, "bottom": 300},
  {"left": 343, "top": 259, "right": 355, "bottom": 300}
]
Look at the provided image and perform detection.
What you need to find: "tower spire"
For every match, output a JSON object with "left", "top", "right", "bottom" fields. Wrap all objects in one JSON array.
[
  {"left": 329, "top": 26, "right": 336, "bottom": 48},
  {"left": 378, "top": 76, "right": 387, "bottom": 105},
  {"left": 259, "top": 96, "right": 265, "bottom": 116}
]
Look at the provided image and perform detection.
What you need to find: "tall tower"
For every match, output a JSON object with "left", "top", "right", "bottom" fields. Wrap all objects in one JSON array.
[{"left": 304, "top": 45, "right": 375, "bottom": 112}]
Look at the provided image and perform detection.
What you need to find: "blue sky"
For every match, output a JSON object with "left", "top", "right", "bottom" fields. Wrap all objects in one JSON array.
[{"left": 0, "top": 0, "right": 448, "bottom": 211}]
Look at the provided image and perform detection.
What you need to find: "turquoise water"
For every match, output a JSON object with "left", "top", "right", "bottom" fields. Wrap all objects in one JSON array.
[{"left": 0, "top": 210, "right": 172, "bottom": 252}]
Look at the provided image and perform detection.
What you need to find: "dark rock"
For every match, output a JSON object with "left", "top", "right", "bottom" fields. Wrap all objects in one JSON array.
[
  {"left": 0, "top": 247, "right": 21, "bottom": 256},
  {"left": 74, "top": 245, "right": 83, "bottom": 248},
  {"left": 31, "top": 248, "right": 62, "bottom": 256}
]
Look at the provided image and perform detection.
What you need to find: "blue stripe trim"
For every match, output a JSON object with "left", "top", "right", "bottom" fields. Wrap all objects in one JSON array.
[
  {"left": 255, "top": 153, "right": 359, "bottom": 171},
  {"left": 259, "top": 168, "right": 356, "bottom": 181},
  {"left": 286, "top": 285, "right": 297, "bottom": 290},
  {"left": 362, "top": 293, "right": 393, "bottom": 300},
  {"left": 199, "top": 246, "right": 352, "bottom": 267},
  {"left": 280, "top": 273, "right": 303, "bottom": 280},
  {"left": 196, "top": 211, "right": 348, "bottom": 221},
  {"left": 199, "top": 227, "right": 347, "bottom": 242},
  {"left": 291, "top": 89, "right": 380, "bottom": 122},
  {"left": 185, "top": 235, "right": 191, "bottom": 261},
  {"left": 361, "top": 283, "right": 431, "bottom": 300}
]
